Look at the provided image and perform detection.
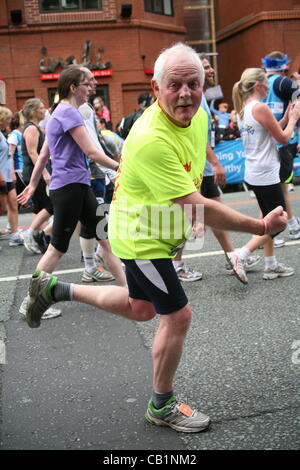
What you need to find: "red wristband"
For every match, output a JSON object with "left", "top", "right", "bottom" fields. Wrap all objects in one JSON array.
[{"left": 261, "top": 218, "right": 269, "bottom": 236}]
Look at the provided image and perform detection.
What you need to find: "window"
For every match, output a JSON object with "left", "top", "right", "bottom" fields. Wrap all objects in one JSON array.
[
  {"left": 144, "top": 0, "right": 173, "bottom": 16},
  {"left": 40, "top": 0, "right": 101, "bottom": 12}
]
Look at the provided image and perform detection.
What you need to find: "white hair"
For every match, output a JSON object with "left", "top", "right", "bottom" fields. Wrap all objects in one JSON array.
[{"left": 153, "top": 42, "right": 205, "bottom": 87}]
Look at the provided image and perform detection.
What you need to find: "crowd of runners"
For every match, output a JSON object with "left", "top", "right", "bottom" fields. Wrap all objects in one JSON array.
[{"left": 0, "top": 44, "right": 300, "bottom": 433}]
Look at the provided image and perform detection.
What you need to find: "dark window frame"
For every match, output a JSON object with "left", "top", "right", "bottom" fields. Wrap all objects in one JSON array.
[
  {"left": 144, "top": 0, "right": 174, "bottom": 16},
  {"left": 39, "top": 0, "right": 102, "bottom": 13}
]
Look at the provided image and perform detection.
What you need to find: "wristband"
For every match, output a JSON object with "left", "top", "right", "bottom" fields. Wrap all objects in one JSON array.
[{"left": 260, "top": 218, "right": 269, "bottom": 236}]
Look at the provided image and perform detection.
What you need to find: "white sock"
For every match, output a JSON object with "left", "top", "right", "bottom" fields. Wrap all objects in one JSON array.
[
  {"left": 27, "top": 227, "right": 34, "bottom": 235},
  {"left": 80, "top": 237, "right": 97, "bottom": 272},
  {"left": 96, "top": 244, "right": 103, "bottom": 255},
  {"left": 236, "top": 246, "right": 251, "bottom": 260},
  {"left": 83, "top": 253, "right": 96, "bottom": 272},
  {"left": 288, "top": 217, "right": 300, "bottom": 230},
  {"left": 172, "top": 260, "right": 184, "bottom": 269},
  {"left": 265, "top": 256, "right": 277, "bottom": 270}
]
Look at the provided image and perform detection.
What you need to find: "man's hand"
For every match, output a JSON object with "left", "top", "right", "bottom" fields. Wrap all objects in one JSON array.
[
  {"left": 212, "top": 161, "right": 226, "bottom": 187},
  {"left": 263, "top": 206, "right": 287, "bottom": 235}
]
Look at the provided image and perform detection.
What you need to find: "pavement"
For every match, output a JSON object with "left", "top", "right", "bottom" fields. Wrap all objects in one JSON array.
[{"left": 0, "top": 187, "right": 299, "bottom": 455}]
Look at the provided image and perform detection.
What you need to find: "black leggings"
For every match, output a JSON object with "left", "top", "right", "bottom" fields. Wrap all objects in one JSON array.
[
  {"left": 247, "top": 182, "right": 286, "bottom": 238},
  {"left": 50, "top": 183, "right": 104, "bottom": 253},
  {"left": 31, "top": 177, "right": 53, "bottom": 215}
]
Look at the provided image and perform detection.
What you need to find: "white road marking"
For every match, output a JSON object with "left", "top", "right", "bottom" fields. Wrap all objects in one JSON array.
[
  {"left": 0, "top": 240, "right": 299, "bottom": 283},
  {"left": 0, "top": 340, "right": 6, "bottom": 364}
]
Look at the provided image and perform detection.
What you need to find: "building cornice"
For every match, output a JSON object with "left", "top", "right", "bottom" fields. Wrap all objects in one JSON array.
[
  {"left": 0, "top": 19, "right": 186, "bottom": 36},
  {"left": 216, "top": 10, "right": 300, "bottom": 42}
]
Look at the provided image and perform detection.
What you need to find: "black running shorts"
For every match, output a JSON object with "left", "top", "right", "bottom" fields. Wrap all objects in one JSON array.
[
  {"left": 200, "top": 175, "right": 220, "bottom": 199},
  {"left": 121, "top": 258, "right": 188, "bottom": 315}
]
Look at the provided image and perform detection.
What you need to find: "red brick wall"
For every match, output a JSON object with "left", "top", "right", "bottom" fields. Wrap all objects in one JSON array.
[
  {"left": 214, "top": 0, "right": 300, "bottom": 107},
  {"left": 0, "top": 0, "right": 186, "bottom": 127}
]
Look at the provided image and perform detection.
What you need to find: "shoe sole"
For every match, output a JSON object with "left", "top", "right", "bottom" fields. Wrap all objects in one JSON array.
[
  {"left": 145, "top": 410, "right": 210, "bottom": 433},
  {"left": 225, "top": 253, "right": 248, "bottom": 285},
  {"left": 263, "top": 271, "right": 295, "bottom": 280},
  {"left": 27, "top": 273, "right": 57, "bottom": 328},
  {"left": 81, "top": 275, "right": 115, "bottom": 282},
  {"left": 19, "top": 306, "right": 61, "bottom": 319},
  {"left": 19, "top": 233, "right": 41, "bottom": 254}
]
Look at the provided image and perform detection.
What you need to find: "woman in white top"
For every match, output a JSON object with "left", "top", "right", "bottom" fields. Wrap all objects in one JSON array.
[{"left": 228, "top": 68, "right": 300, "bottom": 280}]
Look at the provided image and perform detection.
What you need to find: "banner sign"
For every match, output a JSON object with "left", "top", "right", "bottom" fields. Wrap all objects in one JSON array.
[
  {"left": 215, "top": 139, "right": 300, "bottom": 184},
  {"left": 40, "top": 69, "right": 112, "bottom": 80},
  {"left": 293, "top": 154, "right": 300, "bottom": 177},
  {"left": 215, "top": 139, "right": 245, "bottom": 184}
]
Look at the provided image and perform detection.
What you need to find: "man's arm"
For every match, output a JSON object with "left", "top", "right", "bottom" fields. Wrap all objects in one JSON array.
[
  {"left": 172, "top": 191, "right": 287, "bottom": 236},
  {"left": 206, "top": 143, "right": 226, "bottom": 187},
  {"left": 275, "top": 76, "right": 300, "bottom": 103}
]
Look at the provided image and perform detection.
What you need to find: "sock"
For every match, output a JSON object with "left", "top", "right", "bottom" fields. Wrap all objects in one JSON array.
[
  {"left": 52, "top": 281, "right": 74, "bottom": 302},
  {"left": 172, "top": 260, "right": 183, "bottom": 269},
  {"left": 96, "top": 244, "right": 103, "bottom": 255},
  {"left": 265, "top": 256, "right": 277, "bottom": 270},
  {"left": 83, "top": 253, "right": 96, "bottom": 272},
  {"left": 151, "top": 390, "right": 173, "bottom": 409},
  {"left": 236, "top": 246, "right": 251, "bottom": 260},
  {"left": 288, "top": 217, "right": 300, "bottom": 231},
  {"left": 27, "top": 227, "right": 34, "bottom": 235}
]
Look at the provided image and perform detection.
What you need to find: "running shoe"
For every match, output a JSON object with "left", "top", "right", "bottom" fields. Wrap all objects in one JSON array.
[
  {"left": 263, "top": 263, "right": 295, "bottom": 280},
  {"left": 94, "top": 251, "right": 108, "bottom": 270},
  {"left": 288, "top": 227, "right": 300, "bottom": 240},
  {"left": 9, "top": 232, "right": 24, "bottom": 246},
  {"left": 33, "top": 230, "right": 51, "bottom": 253},
  {"left": 26, "top": 270, "right": 58, "bottom": 328},
  {"left": 81, "top": 266, "right": 115, "bottom": 282},
  {"left": 19, "top": 295, "right": 61, "bottom": 320},
  {"left": 175, "top": 264, "right": 202, "bottom": 282},
  {"left": 274, "top": 238, "right": 285, "bottom": 248},
  {"left": 225, "top": 252, "right": 248, "bottom": 284},
  {"left": 20, "top": 229, "right": 41, "bottom": 254},
  {"left": 145, "top": 396, "right": 210, "bottom": 433},
  {"left": 226, "top": 253, "right": 261, "bottom": 275},
  {"left": 0, "top": 231, "right": 9, "bottom": 239}
]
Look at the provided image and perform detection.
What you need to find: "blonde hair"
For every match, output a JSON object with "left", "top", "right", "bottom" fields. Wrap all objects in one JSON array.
[
  {"left": 232, "top": 68, "right": 265, "bottom": 119},
  {"left": 0, "top": 106, "right": 13, "bottom": 123}
]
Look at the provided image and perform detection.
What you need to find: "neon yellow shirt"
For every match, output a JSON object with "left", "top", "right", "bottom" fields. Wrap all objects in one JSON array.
[{"left": 108, "top": 101, "right": 208, "bottom": 259}]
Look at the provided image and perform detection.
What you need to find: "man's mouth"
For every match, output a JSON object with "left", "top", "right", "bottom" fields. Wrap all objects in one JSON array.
[{"left": 176, "top": 103, "right": 192, "bottom": 108}]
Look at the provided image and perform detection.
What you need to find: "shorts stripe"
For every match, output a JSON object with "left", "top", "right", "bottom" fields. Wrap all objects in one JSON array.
[{"left": 135, "top": 259, "right": 169, "bottom": 294}]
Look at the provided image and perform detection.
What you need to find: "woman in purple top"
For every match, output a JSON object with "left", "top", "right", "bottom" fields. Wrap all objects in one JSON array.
[{"left": 18, "top": 67, "right": 124, "bottom": 287}]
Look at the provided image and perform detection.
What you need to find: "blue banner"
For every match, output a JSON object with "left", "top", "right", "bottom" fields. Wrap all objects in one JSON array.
[
  {"left": 215, "top": 139, "right": 300, "bottom": 184},
  {"left": 215, "top": 139, "right": 245, "bottom": 184},
  {"left": 293, "top": 154, "right": 300, "bottom": 177}
]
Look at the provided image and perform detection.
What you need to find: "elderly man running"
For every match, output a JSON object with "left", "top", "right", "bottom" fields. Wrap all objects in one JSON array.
[{"left": 22, "top": 43, "right": 287, "bottom": 433}]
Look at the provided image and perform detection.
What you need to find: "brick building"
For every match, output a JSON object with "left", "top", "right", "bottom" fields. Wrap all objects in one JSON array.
[
  {"left": 214, "top": 0, "right": 300, "bottom": 106},
  {"left": 0, "top": 0, "right": 186, "bottom": 128}
]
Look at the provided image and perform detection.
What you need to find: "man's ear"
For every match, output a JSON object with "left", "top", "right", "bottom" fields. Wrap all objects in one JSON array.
[{"left": 151, "top": 79, "right": 159, "bottom": 98}]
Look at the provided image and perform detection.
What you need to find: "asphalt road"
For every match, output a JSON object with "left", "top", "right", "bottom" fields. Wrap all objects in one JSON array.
[{"left": 0, "top": 187, "right": 299, "bottom": 454}]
